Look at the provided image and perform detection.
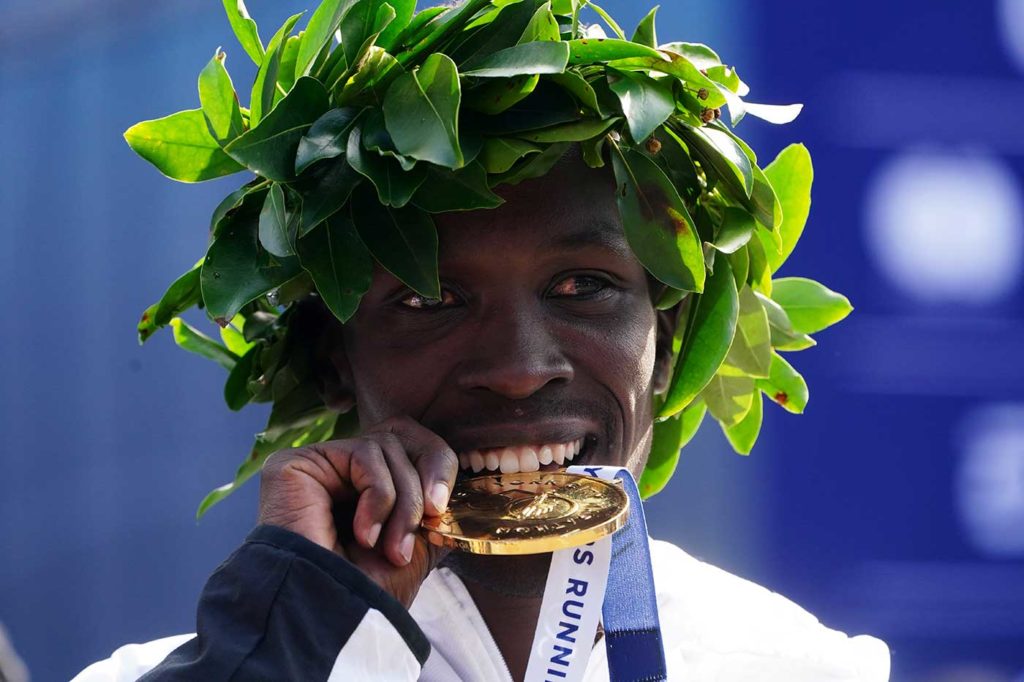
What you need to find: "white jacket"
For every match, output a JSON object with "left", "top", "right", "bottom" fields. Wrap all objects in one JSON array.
[{"left": 74, "top": 526, "right": 890, "bottom": 681}]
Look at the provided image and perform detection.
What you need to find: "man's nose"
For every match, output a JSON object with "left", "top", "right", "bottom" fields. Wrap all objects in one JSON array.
[{"left": 455, "top": 305, "right": 574, "bottom": 400}]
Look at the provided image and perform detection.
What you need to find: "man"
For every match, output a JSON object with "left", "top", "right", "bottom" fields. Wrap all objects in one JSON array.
[
  {"left": 82, "top": 0, "right": 891, "bottom": 676},
  {"left": 75, "top": 149, "right": 889, "bottom": 681}
]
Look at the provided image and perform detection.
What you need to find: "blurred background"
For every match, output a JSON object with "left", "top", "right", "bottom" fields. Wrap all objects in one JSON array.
[{"left": 1, "top": 0, "right": 1023, "bottom": 680}]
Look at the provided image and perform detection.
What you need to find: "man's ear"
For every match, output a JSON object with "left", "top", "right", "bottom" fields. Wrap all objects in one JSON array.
[{"left": 652, "top": 304, "right": 680, "bottom": 395}]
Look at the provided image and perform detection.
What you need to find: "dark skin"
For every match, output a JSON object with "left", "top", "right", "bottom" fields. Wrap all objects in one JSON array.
[{"left": 258, "top": 152, "right": 676, "bottom": 681}]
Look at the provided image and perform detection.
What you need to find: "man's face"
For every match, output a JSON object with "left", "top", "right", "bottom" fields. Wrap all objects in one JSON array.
[{"left": 337, "top": 153, "right": 664, "bottom": 480}]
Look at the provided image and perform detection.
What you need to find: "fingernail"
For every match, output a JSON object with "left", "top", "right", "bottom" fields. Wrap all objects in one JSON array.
[
  {"left": 366, "top": 523, "right": 382, "bottom": 548},
  {"left": 429, "top": 482, "right": 450, "bottom": 513},
  {"left": 400, "top": 534, "right": 415, "bottom": 564}
]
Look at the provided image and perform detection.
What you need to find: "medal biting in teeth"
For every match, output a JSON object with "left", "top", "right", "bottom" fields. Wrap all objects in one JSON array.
[{"left": 421, "top": 471, "right": 629, "bottom": 555}]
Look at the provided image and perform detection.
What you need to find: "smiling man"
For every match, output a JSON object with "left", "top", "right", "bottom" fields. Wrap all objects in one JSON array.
[{"left": 78, "top": 0, "right": 891, "bottom": 679}]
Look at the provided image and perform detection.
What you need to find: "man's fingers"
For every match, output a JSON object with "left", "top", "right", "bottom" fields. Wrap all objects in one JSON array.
[
  {"left": 312, "top": 440, "right": 396, "bottom": 551},
  {"left": 374, "top": 433, "right": 425, "bottom": 567},
  {"left": 369, "top": 417, "right": 459, "bottom": 517}
]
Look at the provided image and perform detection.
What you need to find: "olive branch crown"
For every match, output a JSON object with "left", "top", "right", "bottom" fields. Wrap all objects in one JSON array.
[{"left": 125, "top": 0, "right": 852, "bottom": 517}]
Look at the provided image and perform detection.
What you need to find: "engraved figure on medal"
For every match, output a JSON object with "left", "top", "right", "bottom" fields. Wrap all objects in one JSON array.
[{"left": 421, "top": 472, "right": 629, "bottom": 555}]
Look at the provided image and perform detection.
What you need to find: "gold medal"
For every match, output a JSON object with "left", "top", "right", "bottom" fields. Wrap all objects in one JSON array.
[{"left": 421, "top": 472, "right": 629, "bottom": 555}]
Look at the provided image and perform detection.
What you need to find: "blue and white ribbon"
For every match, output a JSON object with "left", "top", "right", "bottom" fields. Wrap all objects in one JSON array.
[{"left": 524, "top": 466, "right": 666, "bottom": 682}]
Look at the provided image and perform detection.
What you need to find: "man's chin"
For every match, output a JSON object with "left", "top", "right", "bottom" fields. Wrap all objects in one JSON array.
[{"left": 440, "top": 552, "right": 552, "bottom": 599}]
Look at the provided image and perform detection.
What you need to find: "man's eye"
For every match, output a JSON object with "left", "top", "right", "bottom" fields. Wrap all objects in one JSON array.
[
  {"left": 550, "top": 275, "right": 611, "bottom": 298},
  {"left": 400, "top": 289, "right": 459, "bottom": 310}
]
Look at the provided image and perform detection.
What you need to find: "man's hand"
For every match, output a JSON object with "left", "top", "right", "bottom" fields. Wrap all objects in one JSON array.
[{"left": 258, "top": 416, "right": 458, "bottom": 608}]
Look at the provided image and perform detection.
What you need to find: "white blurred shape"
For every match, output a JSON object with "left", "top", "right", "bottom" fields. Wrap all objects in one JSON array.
[
  {"left": 956, "top": 404, "right": 1024, "bottom": 557},
  {"left": 998, "top": 0, "right": 1024, "bottom": 73},
  {"left": 865, "top": 150, "right": 1023, "bottom": 305}
]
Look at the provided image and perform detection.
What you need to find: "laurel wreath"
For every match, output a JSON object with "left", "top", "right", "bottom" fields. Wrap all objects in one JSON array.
[{"left": 125, "top": 0, "right": 852, "bottom": 516}]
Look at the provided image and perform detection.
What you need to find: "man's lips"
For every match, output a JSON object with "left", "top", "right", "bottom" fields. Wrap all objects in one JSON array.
[{"left": 457, "top": 438, "right": 584, "bottom": 474}]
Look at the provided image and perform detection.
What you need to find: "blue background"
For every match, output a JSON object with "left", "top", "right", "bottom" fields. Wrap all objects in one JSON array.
[{"left": 2, "top": 1, "right": 1023, "bottom": 680}]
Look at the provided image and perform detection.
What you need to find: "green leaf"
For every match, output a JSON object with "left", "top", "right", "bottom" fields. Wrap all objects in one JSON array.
[
  {"left": 516, "top": 117, "right": 618, "bottom": 143},
  {"left": 221, "top": 0, "right": 265, "bottom": 66},
  {"left": 201, "top": 191, "right": 302, "bottom": 323},
  {"left": 199, "top": 50, "right": 245, "bottom": 146},
  {"left": 220, "top": 316, "right": 255, "bottom": 356},
  {"left": 659, "top": 257, "right": 739, "bottom": 417},
  {"left": 722, "top": 390, "right": 762, "bottom": 455},
  {"left": 607, "top": 68, "right": 674, "bottom": 143},
  {"left": 660, "top": 42, "right": 721, "bottom": 70},
  {"left": 211, "top": 182, "right": 260, "bottom": 236},
  {"left": 610, "top": 145, "right": 705, "bottom": 292},
  {"left": 292, "top": 154, "right": 364, "bottom": 236},
  {"left": 755, "top": 291, "right": 816, "bottom": 351},
  {"left": 481, "top": 137, "right": 542, "bottom": 174},
  {"left": 745, "top": 234, "right": 771, "bottom": 295},
  {"left": 701, "top": 373, "right": 754, "bottom": 427},
  {"left": 296, "top": 0, "right": 359, "bottom": 79},
  {"left": 170, "top": 318, "right": 239, "bottom": 371},
  {"left": 547, "top": 71, "right": 603, "bottom": 114},
  {"left": 655, "top": 286, "right": 687, "bottom": 310},
  {"left": 568, "top": 38, "right": 664, "bottom": 64},
  {"left": 383, "top": 53, "right": 463, "bottom": 168},
  {"left": 123, "top": 109, "right": 245, "bottom": 183},
  {"left": 352, "top": 191, "right": 440, "bottom": 296},
  {"left": 760, "top": 144, "right": 813, "bottom": 273},
  {"left": 520, "top": 2, "right": 561, "bottom": 42},
  {"left": 707, "top": 124, "right": 782, "bottom": 233},
  {"left": 298, "top": 214, "right": 374, "bottom": 323},
  {"left": 463, "top": 41, "right": 570, "bottom": 78},
  {"left": 224, "top": 345, "right": 257, "bottom": 410},
  {"left": 138, "top": 262, "right": 203, "bottom": 343},
  {"left": 397, "top": 5, "right": 448, "bottom": 47},
  {"left": 686, "top": 126, "right": 753, "bottom": 197},
  {"left": 585, "top": 1, "right": 626, "bottom": 39},
  {"left": 710, "top": 207, "right": 755, "bottom": 254},
  {"left": 250, "top": 12, "right": 304, "bottom": 128},
  {"left": 631, "top": 6, "right": 658, "bottom": 47},
  {"left": 335, "top": 45, "right": 404, "bottom": 105},
  {"left": 450, "top": 0, "right": 538, "bottom": 64},
  {"left": 770, "top": 277, "right": 853, "bottom": 334},
  {"left": 278, "top": 35, "right": 302, "bottom": 95},
  {"left": 466, "top": 74, "right": 541, "bottom": 115},
  {"left": 726, "top": 245, "right": 749, "bottom": 290},
  {"left": 722, "top": 285, "right": 771, "bottom": 378},
  {"left": 412, "top": 161, "right": 503, "bottom": 213},
  {"left": 348, "top": 124, "right": 427, "bottom": 208},
  {"left": 339, "top": 0, "right": 398, "bottom": 74},
  {"left": 258, "top": 184, "right": 298, "bottom": 257},
  {"left": 492, "top": 141, "right": 571, "bottom": 185},
  {"left": 757, "top": 352, "right": 808, "bottom": 414},
  {"left": 646, "top": 128, "right": 699, "bottom": 199},
  {"left": 227, "top": 77, "right": 331, "bottom": 182},
  {"left": 377, "top": 0, "right": 416, "bottom": 51},
  {"left": 612, "top": 53, "right": 726, "bottom": 109},
  {"left": 295, "top": 107, "right": 363, "bottom": 175},
  {"left": 706, "top": 64, "right": 744, "bottom": 94},
  {"left": 476, "top": 80, "right": 582, "bottom": 135},
  {"left": 639, "top": 400, "right": 705, "bottom": 498}
]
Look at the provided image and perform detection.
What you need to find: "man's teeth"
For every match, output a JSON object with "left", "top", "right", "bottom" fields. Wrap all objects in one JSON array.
[{"left": 458, "top": 439, "right": 583, "bottom": 474}]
